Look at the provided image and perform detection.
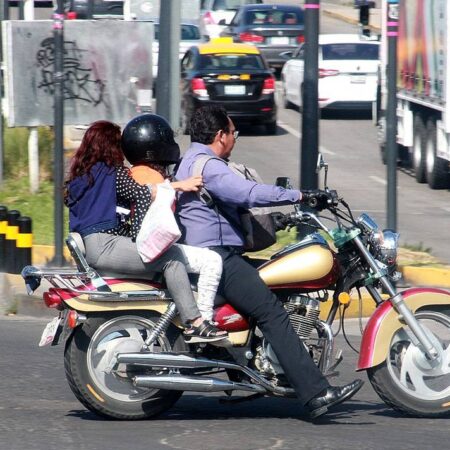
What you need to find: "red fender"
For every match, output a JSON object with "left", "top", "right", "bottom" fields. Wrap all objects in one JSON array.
[{"left": 357, "top": 287, "right": 450, "bottom": 370}]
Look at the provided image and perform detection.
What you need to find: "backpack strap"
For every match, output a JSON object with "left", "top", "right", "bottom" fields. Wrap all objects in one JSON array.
[{"left": 191, "top": 155, "right": 223, "bottom": 208}]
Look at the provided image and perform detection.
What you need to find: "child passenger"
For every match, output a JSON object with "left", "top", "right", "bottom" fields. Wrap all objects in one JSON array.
[{"left": 122, "top": 114, "right": 226, "bottom": 341}]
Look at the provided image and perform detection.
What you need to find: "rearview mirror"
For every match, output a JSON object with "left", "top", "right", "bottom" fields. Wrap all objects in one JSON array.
[
  {"left": 316, "top": 153, "right": 329, "bottom": 189},
  {"left": 218, "top": 19, "right": 227, "bottom": 25},
  {"left": 276, "top": 177, "right": 291, "bottom": 189}
]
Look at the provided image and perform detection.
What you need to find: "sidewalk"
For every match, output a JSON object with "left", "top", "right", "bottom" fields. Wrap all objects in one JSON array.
[{"left": 322, "top": 1, "right": 381, "bottom": 33}]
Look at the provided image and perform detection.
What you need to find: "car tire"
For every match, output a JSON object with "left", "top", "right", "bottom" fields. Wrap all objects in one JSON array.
[{"left": 266, "top": 121, "right": 277, "bottom": 135}]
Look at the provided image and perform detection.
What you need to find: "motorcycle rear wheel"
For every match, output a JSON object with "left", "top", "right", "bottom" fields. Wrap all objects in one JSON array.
[
  {"left": 367, "top": 310, "right": 450, "bottom": 417},
  {"left": 64, "top": 311, "right": 185, "bottom": 420}
]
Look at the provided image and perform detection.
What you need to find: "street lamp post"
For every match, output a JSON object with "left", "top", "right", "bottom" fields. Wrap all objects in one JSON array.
[{"left": 51, "top": 0, "right": 66, "bottom": 267}]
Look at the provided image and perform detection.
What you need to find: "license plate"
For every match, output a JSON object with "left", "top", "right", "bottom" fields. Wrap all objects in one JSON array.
[
  {"left": 224, "top": 85, "right": 246, "bottom": 95},
  {"left": 270, "top": 36, "right": 289, "bottom": 45},
  {"left": 351, "top": 75, "right": 366, "bottom": 84},
  {"left": 39, "top": 317, "right": 62, "bottom": 347}
]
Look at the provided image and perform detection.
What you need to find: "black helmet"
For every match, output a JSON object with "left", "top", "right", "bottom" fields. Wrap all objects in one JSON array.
[{"left": 121, "top": 113, "right": 180, "bottom": 165}]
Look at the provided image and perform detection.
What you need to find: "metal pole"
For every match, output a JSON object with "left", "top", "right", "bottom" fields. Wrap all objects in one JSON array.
[
  {"left": 0, "top": 0, "right": 8, "bottom": 188},
  {"left": 298, "top": 0, "right": 320, "bottom": 239},
  {"left": 386, "top": 0, "right": 399, "bottom": 231},
  {"left": 156, "top": 0, "right": 181, "bottom": 128},
  {"left": 300, "top": 0, "right": 320, "bottom": 191},
  {"left": 51, "top": 0, "right": 66, "bottom": 267}
]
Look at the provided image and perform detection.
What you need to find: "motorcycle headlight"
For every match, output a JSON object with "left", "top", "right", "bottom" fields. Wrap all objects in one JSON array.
[{"left": 370, "top": 229, "right": 399, "bottom": 268}]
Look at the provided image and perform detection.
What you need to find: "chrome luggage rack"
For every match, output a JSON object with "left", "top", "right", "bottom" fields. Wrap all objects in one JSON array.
[{"left": 21, "top": 233, "right": 166, "bottom": 302}]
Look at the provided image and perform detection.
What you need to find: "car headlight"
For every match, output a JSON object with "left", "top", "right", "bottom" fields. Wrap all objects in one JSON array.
[{"left": 370, "top": 229, "right": 399, "bottom": 268}]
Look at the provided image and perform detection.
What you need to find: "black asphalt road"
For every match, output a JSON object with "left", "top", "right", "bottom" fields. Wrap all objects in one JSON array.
[{"left": 1, "top": 315, "right": 448, "bottom": 450}]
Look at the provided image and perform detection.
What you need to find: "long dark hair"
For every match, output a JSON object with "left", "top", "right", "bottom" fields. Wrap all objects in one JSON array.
[{"left": 66, "top": 120, "right": 123, "bottom": 183}]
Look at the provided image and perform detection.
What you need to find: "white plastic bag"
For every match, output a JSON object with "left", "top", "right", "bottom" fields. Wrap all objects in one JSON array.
[{"left": 136, "top": 181, "right": 181, "bottom": 263}]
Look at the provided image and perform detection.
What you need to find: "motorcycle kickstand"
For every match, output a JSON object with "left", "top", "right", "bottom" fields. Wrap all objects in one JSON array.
[{"left": 219, "top": 393, "right": 265, "bottom": 404}]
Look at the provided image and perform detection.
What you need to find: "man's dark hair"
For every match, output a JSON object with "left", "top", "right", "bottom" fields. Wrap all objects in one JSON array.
[{"left": 189, "top": 105, "right": 230, "bottom": 144}]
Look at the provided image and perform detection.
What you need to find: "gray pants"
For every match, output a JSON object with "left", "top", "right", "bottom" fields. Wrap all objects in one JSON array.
[{"left": 83, "top": 233, "right": 201, "bottom": 324}]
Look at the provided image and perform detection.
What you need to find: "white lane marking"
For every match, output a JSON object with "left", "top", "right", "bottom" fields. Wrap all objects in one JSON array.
[
  {"left": 441, "top": 207, "right": 450, "bottom": 213},
  {"left": 277, "top": 121, "right": 336, "bottom": 155},
  {"left": 369, "top": 175, "right": 387, "bottom": 185},
  {"left": 319, "top": 146, "right": 336, "bottom": 156},
  {"left": 278, "top": 121, "right": 300, "bottom": 138}
]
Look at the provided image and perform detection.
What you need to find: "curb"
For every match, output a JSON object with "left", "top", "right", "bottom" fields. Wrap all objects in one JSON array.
[{"left": 322, "top": 4, "right": 381, "bottom": 33}]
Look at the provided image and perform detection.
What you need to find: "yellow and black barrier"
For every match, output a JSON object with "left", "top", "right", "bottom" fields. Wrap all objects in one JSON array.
[{"left": 0, "top": 206, "right": 33, "bottom": 274}]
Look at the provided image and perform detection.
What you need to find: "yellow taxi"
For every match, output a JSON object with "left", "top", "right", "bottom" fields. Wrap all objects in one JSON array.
[{"left": 180, "top": 37, "right": 277, "bottom": 135}]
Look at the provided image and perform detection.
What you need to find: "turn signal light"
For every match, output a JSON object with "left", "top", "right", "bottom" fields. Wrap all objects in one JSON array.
[
  {"left": 262, "top": 76, "right": 275, "bottom": 94},
  {"left": 319, "top": 68, "right": 340, "bottom": 78},
  {"left": 67, "top": 310, "right": 86, "bottom": 329},
  {"left": 191, "top": 78, "right": 209, "bottom": 97},
  {"left": 338, "top": 292, "right": 351, "bottom": 305},
  {"left": 297, "top": 35, "right": 305, "bottom": 44},
  {"left": 239, "top": 32, "right": 264, "bottom": 43},
  {"left": 203, "top": 11, "right": 216, "bottom": 25},
  {"left": 67, "top": 310, "right": 79, "bottom": 329}
]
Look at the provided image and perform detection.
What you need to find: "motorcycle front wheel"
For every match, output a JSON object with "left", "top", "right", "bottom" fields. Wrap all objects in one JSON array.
[
  {"left": 367, "top": 310, "right": 450, "bottom": 417},
  {"left": 64, "top": 311, "right": 185, "bottom": 420}
]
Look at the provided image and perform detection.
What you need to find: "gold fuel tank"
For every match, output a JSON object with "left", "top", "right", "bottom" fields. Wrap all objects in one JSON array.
[{"left": 258, "top": 234, "right": 339, "bottom": 289}]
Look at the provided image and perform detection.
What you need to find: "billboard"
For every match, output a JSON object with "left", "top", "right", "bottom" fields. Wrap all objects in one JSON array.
[{"left": 2, "top": 20, "right": 154, "bottom": 127}]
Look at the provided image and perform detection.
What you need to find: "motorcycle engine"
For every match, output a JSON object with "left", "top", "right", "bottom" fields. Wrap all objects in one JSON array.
[{"left": 255, "top": 295, "right": 322, "bottom": 377}]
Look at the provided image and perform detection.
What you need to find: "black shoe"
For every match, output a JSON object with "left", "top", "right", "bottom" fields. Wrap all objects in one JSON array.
[
  {"left": 184, "top": 320, "right": 228, "bottom": 344},
  {"left": 307, "top": 379, "right": 364, "bottom": 419}
]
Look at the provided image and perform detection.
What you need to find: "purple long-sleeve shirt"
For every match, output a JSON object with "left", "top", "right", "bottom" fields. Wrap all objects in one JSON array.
[{"left": 176, "top": 143, "right": 301, "bottom": 248}]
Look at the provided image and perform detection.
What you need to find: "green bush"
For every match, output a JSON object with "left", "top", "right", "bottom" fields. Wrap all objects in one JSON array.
[{"left": 3, "top": 126, "right": 54, "bottom": 181}]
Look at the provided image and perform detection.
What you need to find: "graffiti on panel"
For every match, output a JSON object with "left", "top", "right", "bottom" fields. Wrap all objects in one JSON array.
[{"left": 36, "top": 37, "right": 108, "bottom": 107}]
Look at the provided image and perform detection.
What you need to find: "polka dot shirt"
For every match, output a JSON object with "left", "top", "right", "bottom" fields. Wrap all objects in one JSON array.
[{"left": 104, "top": 166, "right": 152, "bottom": 241}]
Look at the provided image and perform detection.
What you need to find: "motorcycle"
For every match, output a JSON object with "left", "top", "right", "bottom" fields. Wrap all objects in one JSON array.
[{"left": 22, "top": 156, "right": 450, "bottom": 420}]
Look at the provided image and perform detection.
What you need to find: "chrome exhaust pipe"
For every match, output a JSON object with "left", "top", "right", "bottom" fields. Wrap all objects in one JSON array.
[
  {"left": 118, "top": 352, "right": 295, "bottom": 397},
  {"left": 116, "top": 352, "right": 225, "bottom": 369},
  {"left": 133, "top": 374, "right": 266, "bottom": 393}
]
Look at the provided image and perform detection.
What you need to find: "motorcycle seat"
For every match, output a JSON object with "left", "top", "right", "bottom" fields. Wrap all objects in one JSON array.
[{"left": 66, "top": 232, "right": 164, "bottom": 284}]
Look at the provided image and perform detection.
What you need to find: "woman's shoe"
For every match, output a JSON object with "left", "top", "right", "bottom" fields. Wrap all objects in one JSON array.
[{"left": 184, "top": 320, "right": 228, "bottom": 343}]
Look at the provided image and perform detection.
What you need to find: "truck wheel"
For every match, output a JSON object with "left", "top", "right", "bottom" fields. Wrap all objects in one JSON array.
[
  {"left": 425, "top": 118, "right": 449, "bottom": 189},
  {"left": 412, "top": 114, "right": 426, "bottom": 183}
]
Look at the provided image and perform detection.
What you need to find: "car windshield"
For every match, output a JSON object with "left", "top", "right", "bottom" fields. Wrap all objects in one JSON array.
[
  {"left": 244, "top": 9, "right": 303, "bottom": 25},
  {"left": 154, "top": 24, "right": 201, "bottom": 41},
  {"left": 322, "top": 43, "right": 379, "bottom": 60},
  {"left": 199, "top": 53, "right": 265, "bottom": 70}
]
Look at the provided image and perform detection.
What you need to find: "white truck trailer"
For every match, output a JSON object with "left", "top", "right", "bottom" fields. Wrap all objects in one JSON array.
[{"left": 377, "top": 0, "right": 450, "bottom": 189}]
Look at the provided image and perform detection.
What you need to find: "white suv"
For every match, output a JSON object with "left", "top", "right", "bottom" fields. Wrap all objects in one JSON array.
[{"left": 200, "top": 0, "right": 263, "bottom": 39}]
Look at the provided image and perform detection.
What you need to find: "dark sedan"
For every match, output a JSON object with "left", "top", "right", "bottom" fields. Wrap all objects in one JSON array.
[
  {"left": 180, "top": 39, "right": 277, "bottom": 135},
  {"left": 220, "top": 4, "right": 305, "bottom": 69}
]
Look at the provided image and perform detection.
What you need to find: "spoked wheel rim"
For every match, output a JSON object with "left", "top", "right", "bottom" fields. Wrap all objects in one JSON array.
[
  {"left": 386, "top": 311, "right": 450, "bottom": 401},
  {"left": 87, "top": 315, "right": 172, "bottom": 403}
]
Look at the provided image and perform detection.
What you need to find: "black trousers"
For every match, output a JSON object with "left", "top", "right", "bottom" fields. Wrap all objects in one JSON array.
[{"left": 211, "top": 247, "right": 330, "bottom": 406}]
